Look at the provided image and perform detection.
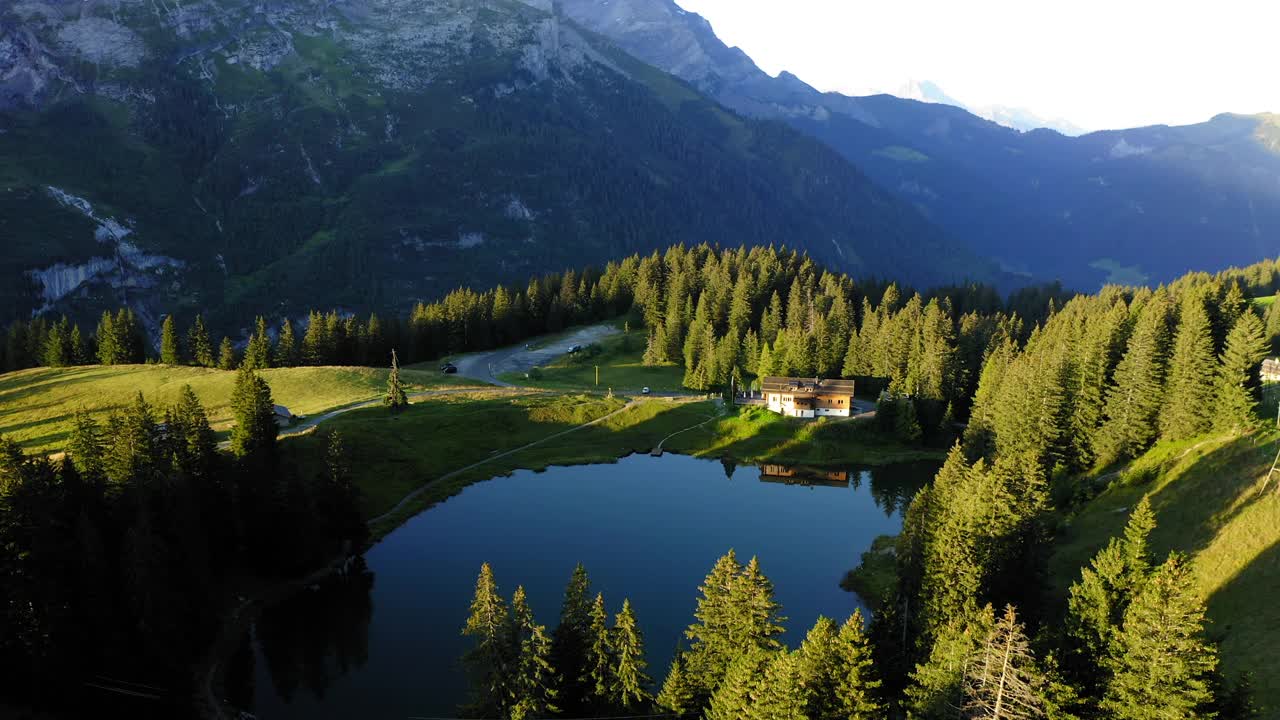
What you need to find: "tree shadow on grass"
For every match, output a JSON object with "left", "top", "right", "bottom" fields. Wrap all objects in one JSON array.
[{"left": 1205, "top": 538, "right": 1280, "bottom": 716}]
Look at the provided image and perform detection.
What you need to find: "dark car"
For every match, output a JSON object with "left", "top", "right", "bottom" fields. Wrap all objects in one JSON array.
[{"left": 441, "top": 363, "right": 458, "bottom": 374}]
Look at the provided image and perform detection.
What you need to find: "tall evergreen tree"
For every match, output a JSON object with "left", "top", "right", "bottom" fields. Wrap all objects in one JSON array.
[
  {"left": 229, "top": 367, "right": 278, "bottom": 462},
  {"left": 160, "top": 315, "right": 181, "bottom": 365},
  {"left": 276, "top": 319, "right": 298, "bottom": 368},
  {"left": 95, "top": 311, "right": 119, "bottom": 365},
  {"left": 384, "top": 349, "right": 409, "bottom": 411},
  {"left": 586, "top": 593, "right": 614, "bottom": 707},
  {"left": 1101, "top": 554, "right": 1218, "bottom": 720},
  {"left": 611, "top": 599, "right": 652, "bottom": 710},
  {"left": 552, "top": 564, "right": 594, "bottom": 714},
  {"left": 1095, "top": 296, "right": 1173, "bottom": 465},
  {"left": 1214, "top": 311, "right": 1269, "bottom": 434},
  {"left": 242, "top": 317, "right": 272, "bottom": 370},
  {"left": 462, "top": 563, "right": 514, "bottom": 717},
  {"left": 218, "top": 337, "right": 237, "bottom": 370},
  {"left": 187, "top": 315, "right": 215, "bottom": 367},
  {"left": 510, "top": 586, "right": 558, "bottom": 720},
  {"left": 1160, "top": 291, "right": 1216, "bottom": 441}
]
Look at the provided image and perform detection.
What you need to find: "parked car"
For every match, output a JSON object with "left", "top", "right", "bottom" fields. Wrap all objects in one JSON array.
[
  {"left": 568, "top": 345, "right": 583, "bottom": 354},
  {"left": 641, "top": 387, "right": 651, "bottom": 395},
  {"left": 441, "top": 363, "right": 458, "bottom": 374}
]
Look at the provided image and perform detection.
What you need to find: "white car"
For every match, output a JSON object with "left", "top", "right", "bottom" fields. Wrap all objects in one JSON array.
[{"left": 641, "top": 387, "right": 651, "bottom": 395}]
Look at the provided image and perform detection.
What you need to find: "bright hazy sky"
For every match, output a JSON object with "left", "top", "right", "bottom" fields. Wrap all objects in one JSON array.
[{"left": 674, "top": 0, "right": 1280, "bottom": 132}]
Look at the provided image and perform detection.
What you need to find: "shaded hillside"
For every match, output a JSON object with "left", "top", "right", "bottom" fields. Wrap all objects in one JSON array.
[
  {"left": 0, "top": 0, "right": 995, "bottom": 328},
  {"left": 559, "top": 0, "right": 1280, "bottom": 288},
  {"left": 1049, "top": 429, "right": 1280, "bottom": 713}
]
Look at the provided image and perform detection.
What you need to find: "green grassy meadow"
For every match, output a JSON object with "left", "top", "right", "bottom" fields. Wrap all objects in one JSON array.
[
  {"left": 498, "top": 328, "right": 687, "bottom": 393},
  {"left": 0, "top": 364, "right": 484, "bottom": 452},
  {"left": 1048, "top": 429, "right": 1280, "bottom": 712}
]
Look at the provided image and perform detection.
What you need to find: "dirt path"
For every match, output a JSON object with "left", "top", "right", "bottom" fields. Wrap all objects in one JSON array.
[{"left": 451, "top": 324, "right": 621, "bottom": 386}]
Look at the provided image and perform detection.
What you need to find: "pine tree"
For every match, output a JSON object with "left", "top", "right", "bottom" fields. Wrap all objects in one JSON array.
[
  {"left": 229, "top": 367, "right": 278, "bottom": 462},
  {"left": 965, "top": 605, "right": 1048, "bottom": 720},
  {"left": 188, "top": 315, "right": 215, "bottom": 367},
  {"left": 96, "top": 311, "right": 119, "bottom": 365},
  {"left": 1095, "top": 296, "right": 1173, "bottom": 465},
  {"left": 1214, "top": 311, "right": 1269, "bottom": 434},
  {"left": 656, "top": 654, "right": 698, "bottom": 717},
  {"left": 160, "top": 315, "right": 181, "bottom": 365},
  {"left": 384, "top": 349, "right": 409, "bottom": 411},
  {"left": 1160, "top": 291, "right": 1216, "bottom": 441},
  {"left": 463, "top": 563, "right": 514, "bottom": 717},
  {"left": 68, "top": 410, "right": 105, "bottom": 483},
  {"left": 1101, "top": 554, "right": 1218, "bottom": 720},
  {"left": 834, "top": 611, "right": 884, "bottom": 719},
  {"left": 586, "top": 592, "right": 614, "bottom": 706},
  {"left": 733, "top": 556, "right": 786, "bottom": 653},
  {"left": 748, "top": 651, "right": 807, "bottom": 720},
  {"left": 704, "top": 648, "right": 773, "bottom": 720},
  {"left": 218, "top": 337, "right": 237, "bottom": 370},
  {"left": 276, "top": 319, "right": 298, "bottom": 367},
  {"left": 906, "top": 611, "right": 993, "bottom": 719},
  {"left": 682, "top": 549, "right": 745, "bottom": 702},
  {"left": 510, "top": 586, "right": 558, "bottom": 720},
  {"left": 243, "top": 317, "right": 272, "bottom": 370},
  {"left": 1064, "top": 496, "right": 1156, "bottom": 701},
  {"left": 611, "top": 599, "right": 652, "bottom": 710},
  {"left": 552, "top": 564, "right": 594, "bottom": 714}
]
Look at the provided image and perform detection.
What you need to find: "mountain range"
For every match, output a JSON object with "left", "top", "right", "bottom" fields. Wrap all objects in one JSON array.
[
  {"left": 1, "top": 0, "right": 1278, "bottom": 331},
  {"left": 557, "top": 0, "right": 1280, "bottom": 287}
]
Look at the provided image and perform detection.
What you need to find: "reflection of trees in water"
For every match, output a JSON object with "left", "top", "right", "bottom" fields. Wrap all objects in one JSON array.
[
  {"left": 866, "top": 465, "right": 933, "bottom": 518},
  {"left": 254, "top": 558, "right": 376, "bottom": 704}
]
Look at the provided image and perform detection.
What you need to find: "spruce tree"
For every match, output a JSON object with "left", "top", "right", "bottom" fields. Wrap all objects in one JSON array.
[
  {"left": 681, "top": 549, "right": 745, "bottom": 703},
  {"left": 611, "top": 599, "right": 652, "bottom": 710},
  {"left": 276, "top": 319, "right": 298, "bottom": 367},
  {"left": 188, "top": 315, "right": 215, "bottom": 367},
  {"left": 834, "top": 611, "right": 884, "bottom": 719},
  {"left": 552, "top": 564, "right": 594, "bottom": 714},
  {"left": 218, "top": 337, "right": 237, "bottom": 370},
  {"left": 748, "top": 651, "right": 807, "bottom": 720},
  {"left": 1101, "top": 554, "right": 1218, "bottom": 720},
  {"left": 704, "top": 648, "right": 773, "bottom": 720},
  {"left": 96, "top": 311, "right": 118, "bottom": 365},
  {"left": 1095, "top": 296, "right": 1173, "bottom": 465},
  {"left": 581, "top": 592, "right": 615, "bottom": 708},
  {"left": 510, "top": 586, "right": 558, "bottom": 720},
  {"left": 1064, "top": 496, "right": 1156, "bottom": 701},
  {"left": 229, "top": 367, "right": 278, "bottom": 462},
  {"left": 656, "top": 655, "right": 698, "bottom": 717},
  {"left": 67, "top": 410, "right": 105, "bottom": 483},
  {"left": 243, "top": 317, "right": 272, "bottom": 370},
  {"left": 384, "top": 349, "right": 409, "bottom": 411},
  {"left": 160, "top": 315, "right": 181, "bottom": 365},
  {"left": 1214, "top": 311, "right": 1269, "bottom": 434},
  {"left": 733, "top": 556, "right": 786, "bottom": 653},
  {"left": 462, "top": 563, "right": 514, "bottom": 717},
  {"left": 1160, "top": 291, "right": 1216, "bottom": 441}
]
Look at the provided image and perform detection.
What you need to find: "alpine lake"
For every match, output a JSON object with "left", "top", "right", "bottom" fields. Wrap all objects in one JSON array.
[{"left": 226, "top": 452, "right": 940, "bottom": 718}]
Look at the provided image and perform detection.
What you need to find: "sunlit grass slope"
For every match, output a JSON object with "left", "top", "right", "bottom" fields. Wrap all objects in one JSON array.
[
  {"left": 1049, "top": 429, "right": 1280, "bottom": 712},
  {"left": 0, "top": 364, "right": 483, "bottom": 452}
]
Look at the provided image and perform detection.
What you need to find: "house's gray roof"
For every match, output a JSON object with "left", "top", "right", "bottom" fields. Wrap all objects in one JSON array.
[{"left": 761, "top": 376, "right": 855, "bottom": 396}]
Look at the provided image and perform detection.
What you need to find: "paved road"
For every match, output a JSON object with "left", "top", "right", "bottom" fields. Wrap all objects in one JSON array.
[{"left": 451, "top": 324, "right": 621, "bottom": 386}]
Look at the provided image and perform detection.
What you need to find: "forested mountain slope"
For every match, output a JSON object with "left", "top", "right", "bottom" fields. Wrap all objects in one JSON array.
[
  {"left": 0, "top": 0, "right": 996, "bottom": 329},
  {"left": 558, "top": 0, "right": 1280, "bottom": 288}
]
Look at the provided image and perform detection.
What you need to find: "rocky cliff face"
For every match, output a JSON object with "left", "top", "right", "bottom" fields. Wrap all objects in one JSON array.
[
  {"left": 557, "top": 0, "right": 1280, "bottom": 287},
  {"left": 0, "top": 0, "right": 995, "bottom": 328}
]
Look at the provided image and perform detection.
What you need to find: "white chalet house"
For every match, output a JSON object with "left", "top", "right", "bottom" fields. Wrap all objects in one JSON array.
[{"left": 762, "top": 377, "right": 856, "bottom": 419}]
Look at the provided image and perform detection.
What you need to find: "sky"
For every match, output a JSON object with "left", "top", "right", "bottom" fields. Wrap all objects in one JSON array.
[{"left": 673, "top": 0, "right": 1280, "bottom": 132}]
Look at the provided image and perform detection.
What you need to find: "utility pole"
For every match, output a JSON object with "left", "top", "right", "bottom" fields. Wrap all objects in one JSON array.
[{"left": 595, "top": 365, "right": 599, "bottom": 386}]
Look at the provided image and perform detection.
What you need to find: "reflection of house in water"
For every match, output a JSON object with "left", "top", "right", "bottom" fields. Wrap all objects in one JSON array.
[{"left": 759, "top": 464, "right": 850, "bottom": 488}]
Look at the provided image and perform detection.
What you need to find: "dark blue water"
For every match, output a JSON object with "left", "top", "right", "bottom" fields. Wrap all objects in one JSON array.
[{"left": 239, "top": 453, "right": 937, "bottom": 718}]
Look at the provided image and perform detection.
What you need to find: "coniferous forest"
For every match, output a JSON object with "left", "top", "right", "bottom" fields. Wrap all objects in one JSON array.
[{"left": 5, "top": 245, "right": 1280, "bottom": 717}]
